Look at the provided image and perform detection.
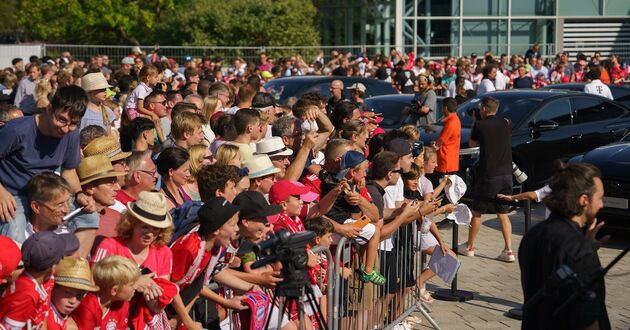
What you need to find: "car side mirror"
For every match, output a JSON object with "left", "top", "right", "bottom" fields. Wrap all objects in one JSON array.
[{"left": 530, "top": 120, "right": 559, "bottom": 132}]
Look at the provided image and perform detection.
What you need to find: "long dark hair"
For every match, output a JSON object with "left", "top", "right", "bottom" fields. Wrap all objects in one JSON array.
[{"left": 543, "top": 162, "right": 601, "bottom": 219}]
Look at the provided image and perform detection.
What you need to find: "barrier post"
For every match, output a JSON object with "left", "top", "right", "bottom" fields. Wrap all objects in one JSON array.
[{"left": 432, "top": 218, "right": 474, "bottom": 302}]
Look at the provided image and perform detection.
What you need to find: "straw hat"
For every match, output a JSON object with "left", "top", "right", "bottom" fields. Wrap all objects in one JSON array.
[
  {"left": 244, "top": 155, "right": 280, "bottom": 179},
  {"left": 81, "top": 72, "right": 112, "bottom": 92},
  {"left": 127, "top": 191, "right": 173, "bottom": 229},
  {"left": 54, "top": 257, "right": 99, "bottom": 292},
  {"left": 77, "top": 155, "right": 127, "bottom": 185},
  {"left": 255, "top": 137, "right": 293, "bottom": 157},
  {"left": 83, "top": 136, "right": 132, "bottom": 163}
]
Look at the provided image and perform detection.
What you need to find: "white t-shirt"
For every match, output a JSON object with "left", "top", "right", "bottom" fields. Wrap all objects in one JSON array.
[
  {"left": 446, "top": 79, "right": 473, "bottom": 97},
  {"left": 476, "top": 79, "right": 496, "bottom": 96},
  {"left": 125, "top": 82, "right": 152, "bottom": 110},
  {"left": 495, "top": 70, "right": 507, "bottom": 90},
  {"left": 584, "top": 80, "right": 613, "bottom": 100},
  {"left": 380, "top": 177, "right": 404, "bottom": 251},
  {"left": 534, "top": 184, "right": 552, "bottom": 219}
]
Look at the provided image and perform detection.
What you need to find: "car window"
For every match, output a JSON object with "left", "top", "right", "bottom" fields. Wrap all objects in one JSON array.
[
  {"left": 304, "top": 83, "right": 334, "bottom": 99},
  {"left": 457, "top": 96, "right": 542, "bottom": 128},
  {"left": 572, "top": 97, "right": 626, "bottom": 124},
  {"left": 364, "top": 98, "right": 411, "bottom": 128},
  {"left": 531, "top": 98, "right": 573, "bottom": 126},
  {"left": 264, "top": 81, "right": 302, "bottom": 103}
]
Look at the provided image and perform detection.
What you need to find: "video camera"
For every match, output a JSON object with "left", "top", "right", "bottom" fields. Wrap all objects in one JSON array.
[{"left": 252, "top": 230, "right": 315, "bottom": 297}]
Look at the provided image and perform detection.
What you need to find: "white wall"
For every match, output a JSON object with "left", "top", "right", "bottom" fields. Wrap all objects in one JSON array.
[{"left": 0, "top": 44, "right": 43, "bottom": 69}]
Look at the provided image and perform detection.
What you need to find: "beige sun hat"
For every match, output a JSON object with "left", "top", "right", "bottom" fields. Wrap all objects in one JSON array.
[
  {"left": 255, "top": 137, "right": 293, "bottom": 157},
  {"left": 83, "top": 136, "right": 132, "bottom": 163},
  {"left": 81, "top": 72, "right": 112, "bottom": 92},
  {"left": 244, "top": 154, "right": 280, "bottom": 179},
  {"left": 54, "top": 257, "right": 100, "bottom": 292},
  {"left": 77, "top": 155, "right": 127, "bottom": 186},
  {"left": 126, "top": 191, "right": 173, "bottom": 229}
]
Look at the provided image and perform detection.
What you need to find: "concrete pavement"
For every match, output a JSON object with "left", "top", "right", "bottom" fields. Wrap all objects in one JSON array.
[{"left": 412, "top": 205, "right": 630, "bottom": 329}]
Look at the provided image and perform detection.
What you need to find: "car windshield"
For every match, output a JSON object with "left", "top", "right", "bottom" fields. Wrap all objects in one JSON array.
[{"left": 457, "top": 96, "right": 544, "bottom": 128}]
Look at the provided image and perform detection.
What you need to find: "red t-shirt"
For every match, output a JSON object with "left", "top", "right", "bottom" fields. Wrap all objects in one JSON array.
[
  {"left": 170, "top": 231, "right": 223, "bottom": 290},
  {"left": 115, "top": 190, "right": 137, "bottom": 205},
  {"left": 45, "top": 305, "right": 66, "bottom": 330},
  {"left": 97, "top": 200, "right": 127, "bottom": 237},
  {"left": 301, "top": 174, "right": 322, "bottom": 200},
  {"left": 0, "top": 274, "right": 54, "bottom": 330},
  {"left": 92, "top": 236, "right": 173, "bottom": 277},
  {"left": 273, "top": 211, "right": 305, "bottom": 234},
  {"left": 436, "top": 113, "right": 461, "bottom": 173},
  {"left": 71, "top": 293, "right": 129, "bottom": 330}
]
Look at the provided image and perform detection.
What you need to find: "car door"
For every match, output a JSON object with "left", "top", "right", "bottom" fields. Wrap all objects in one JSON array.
[
  {"left": 571, "top": 96, "right": 630, "bottom": 151},
  {"left": 515, "top": 97, "right": 579, "bottom": 182}
]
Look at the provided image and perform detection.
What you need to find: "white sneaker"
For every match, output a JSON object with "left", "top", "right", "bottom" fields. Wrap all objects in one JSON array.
[
  {"left": 497, "top": 250, "right": 515, "bottom": 262},
  {"left": 457, "top": 243, "right": 475, "bottom": 256}
]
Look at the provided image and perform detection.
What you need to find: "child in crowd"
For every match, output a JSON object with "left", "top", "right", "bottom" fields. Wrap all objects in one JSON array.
[
  {"left": 403, "top": 149, "right": 456, "bottom": 303},
  {"left": 47, "top": 257, "right": 100, "bottom": 330},
  {"left": 70, "top": 255, "right": 140, "bottom": 329},
  {"left": 126, "top": 65, "right": 160, "bottom": 121},
  {"left": 533, "top": 72, "right": 548, "bottom": 89},
  {"left": 0, "top": 236, "right": 22, "bottom": 292},
  {"left": 335, "top": 151, "right": 384, "bottom": 285},
  {"left": 0, "top": 231, "right": 74, "bottom": 329}
]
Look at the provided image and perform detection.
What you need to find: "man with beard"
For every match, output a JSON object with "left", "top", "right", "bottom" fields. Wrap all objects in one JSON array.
[{"left": 519, "top": 162, "right": 610, "bottom": 330}]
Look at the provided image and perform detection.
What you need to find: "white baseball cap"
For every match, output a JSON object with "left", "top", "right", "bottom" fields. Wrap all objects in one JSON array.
[
  {"left": 446, "top": 203, "right": 472, "bottom": 226},
  {"left": 445, "top": 175, "right": 467, "bottom": 204}
]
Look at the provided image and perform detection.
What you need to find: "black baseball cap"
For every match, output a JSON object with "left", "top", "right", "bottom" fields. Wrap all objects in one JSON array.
[
  {"left": 233, "top": 191, "right": 282, "bottom": 221},
  {"left": 387, "top": 138, "right": 412, "bottom": 157},
  {"left": 198, "top": 197, "right": 240, "bottom": 236}
]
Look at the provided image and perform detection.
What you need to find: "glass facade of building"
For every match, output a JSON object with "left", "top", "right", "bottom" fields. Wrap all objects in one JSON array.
[{"left": 314, "top": 0, "right": 630, "bottom": 59}]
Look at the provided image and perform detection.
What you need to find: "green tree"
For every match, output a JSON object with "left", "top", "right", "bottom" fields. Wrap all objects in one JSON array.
[
  {"left": 16, "top": 0, "right": 174, "bottom": 45},
  {"left": 153, "top": 0, "right": 320, "bottom": 47}
]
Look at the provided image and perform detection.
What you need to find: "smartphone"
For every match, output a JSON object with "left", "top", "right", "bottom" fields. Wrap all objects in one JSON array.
[{"left": 353, "top": 215, "right": 370, "bottom": 229}]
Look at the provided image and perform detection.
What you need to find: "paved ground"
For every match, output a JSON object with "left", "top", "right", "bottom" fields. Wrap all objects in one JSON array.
[{"left": 412, "top": 205, "right": 630, "bottom": 330}]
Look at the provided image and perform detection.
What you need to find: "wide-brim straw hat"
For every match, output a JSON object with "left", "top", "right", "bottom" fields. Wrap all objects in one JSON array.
[
  {"left": 81, "top": 72, "right": 112, "bottom": 92},
  {"left": 54, "top": 257, "right": 100, "bottom": 292},
  {"left": 126, "top": 191, "right": 173, "bottom": 229},
  {"left": 83, "top": 136, "right": 132, "bottom": 163},
  {"left": 244, "top": 154, "right": 280, "bottom": 179},
  {"left": 77, "top": 155, "right": 127, "bottom": 186}
]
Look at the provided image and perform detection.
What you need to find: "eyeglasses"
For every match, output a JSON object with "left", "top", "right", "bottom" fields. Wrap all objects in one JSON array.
[
  {"left": 37, "top": 200, "right": 69, "bottom": 212},
  {"left": 151, "top": 100, "right": 166, "bottom": 105},
  {"left": 138, "top": 169, "right": 158, "bottom": 177},
  {"left": 53, "top": 113, "right": 80, "bottom": 129},
  {"left": 391, "top": 168, "right": 404, "bottom": 174}
]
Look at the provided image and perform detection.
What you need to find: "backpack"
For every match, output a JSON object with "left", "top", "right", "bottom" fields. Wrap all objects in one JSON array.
[{"left": 169, "top": 200, "right": 203, "bottom": 244}]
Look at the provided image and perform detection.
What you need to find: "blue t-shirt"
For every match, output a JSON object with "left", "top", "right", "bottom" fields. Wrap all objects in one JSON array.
[{"left": 0, "top": 116, "right": 81, "bottom": 195}]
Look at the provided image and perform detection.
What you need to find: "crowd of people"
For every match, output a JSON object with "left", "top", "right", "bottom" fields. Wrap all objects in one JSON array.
[{"left": 0, "top": 45, "right": 618, "bottom": 330}]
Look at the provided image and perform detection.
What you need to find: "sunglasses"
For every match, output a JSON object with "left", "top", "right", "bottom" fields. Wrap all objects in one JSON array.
[{"left": 391, "top": 168, "right": 404, "bottom": 174}]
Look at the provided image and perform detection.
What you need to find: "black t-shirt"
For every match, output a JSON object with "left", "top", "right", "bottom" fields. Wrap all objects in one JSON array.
[
  {"left": 320, "top": 170, "right": 360, "bottom": 224},
  {"left": 513, "top": 76, "right": 534, "bottom": 89},
  {"left": 470, "top": 116, "right": 512, "bottom": 177},
  {"left": 366, "top": 182, "right": 385, "bottom": 219},
  {"left": 326, "top": 97, "right": 344, "bottom": 117},
  {"left": 332, "top": 66, "right": 347, "bottom": 76},
  {"left": 519, "top": 214, "right": 610, "bottom": 330},
  {"left": 395, "top": 69, "right": 416, "bottom": 94},
  {"left": 375, "top": 67, "right": 392, "bottom": 81}
]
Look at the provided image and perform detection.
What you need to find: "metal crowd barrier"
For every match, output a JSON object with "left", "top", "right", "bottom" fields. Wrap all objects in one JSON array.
[{"left": 331, "top": 233, "right": 440, "bottom": 330}]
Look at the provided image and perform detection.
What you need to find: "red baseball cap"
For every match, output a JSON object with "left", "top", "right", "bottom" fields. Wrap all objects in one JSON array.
[
  {"left": 269, "top": 180, "right": 319, "bottom": 205},
  {"left": 0, "top": 236, "right": 21, "bottom": 280}
]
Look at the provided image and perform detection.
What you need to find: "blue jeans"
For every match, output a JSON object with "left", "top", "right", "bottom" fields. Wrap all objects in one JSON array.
[{"left": 0, "top": 194, "right": 30, "bottom": 243}]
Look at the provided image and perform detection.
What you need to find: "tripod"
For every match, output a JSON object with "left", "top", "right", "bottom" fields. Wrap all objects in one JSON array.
[{"left": 265, "top": 281, "right": 328, "bottom": 330}]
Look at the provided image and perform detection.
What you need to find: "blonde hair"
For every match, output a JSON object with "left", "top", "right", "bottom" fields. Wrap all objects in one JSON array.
[
  {"left": 423, "top": 146, "right": 437, "bottom": 162},
  {"left": 116, "top": 212, "right": 173, "bottom": 246},
  {"left": 400, "top": 124, "right": 420, "bottom": 141},
  {"left": 187, "top": 144, "right": 208, "bottom": 182},
  {"left": 201, "top": 96, "right": 219, "bottom": 123},
  {"left": 340, "top": 119, "right": 367, "bottom": 140},
  {"left": 172, "top": 111, "right": 204, "bottom": 140},
  {"left": 215, "top": 144, "right": 240, "bottom": 166},
  {"left": 92, "top": 255, "right": 140, "bottom": 290},
  {"left": 34, "top": 79, "right": 51, "bottom": 102}
]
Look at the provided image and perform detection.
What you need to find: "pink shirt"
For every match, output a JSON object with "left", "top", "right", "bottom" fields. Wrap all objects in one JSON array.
[{"left": 92, "top": 237, "right": 173, "bottom": 277}]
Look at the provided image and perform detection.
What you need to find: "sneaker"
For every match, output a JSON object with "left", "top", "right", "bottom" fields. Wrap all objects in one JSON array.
[
  {"left": 497, "top": 250, "right": 515, "bottom": 262},
  {"left": 457, "top": 243, "right": 475, "bottom": 256}
]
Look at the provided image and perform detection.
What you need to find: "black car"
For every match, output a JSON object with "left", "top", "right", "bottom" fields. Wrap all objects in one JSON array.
[
  {"left": 541, "top": 83, "right": 630, "bottom": 109},
  {"left": 569, "top": 132, "right": 630, "bottom": 231},
  {"left": 363, "top": 94, "right": 444, "bottom": 130},
  {"left": 264, "top": 76, "right": 398, "bottom": 105},
  {"left": 420, "top": 90, "right": 630, "bottom": 188}
]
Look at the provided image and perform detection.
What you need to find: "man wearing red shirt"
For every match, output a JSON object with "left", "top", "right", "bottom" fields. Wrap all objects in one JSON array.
[{"left": 433, "top": 97, "right": 461, "bottom": 176}]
